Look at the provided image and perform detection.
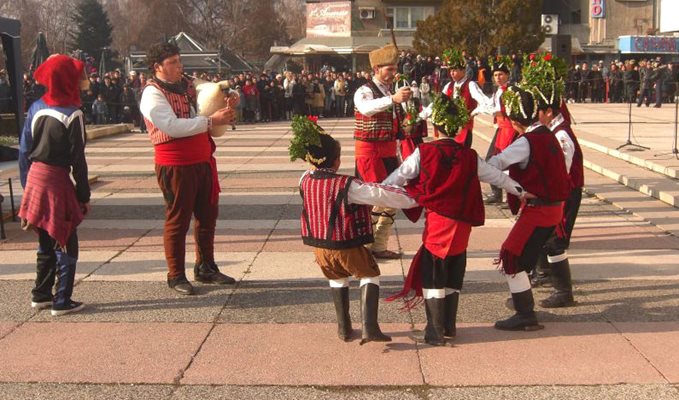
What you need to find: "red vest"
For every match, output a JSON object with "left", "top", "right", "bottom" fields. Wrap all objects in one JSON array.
[
  {"left": 143, "top": 79, "right": 212, "bottom": 166},
  {"left": 354, "top": 81, "right": 400, "bottom": 142},
  {"left": 552, "top": 119, "right": 585, "bottom": 189},
  {"left": 509, "top": 126, "right": 571, "bottom": 202},
  {"left": 405, "top": 140, "right": 485, "bottom": 226},
  {"left": 300, "top": 170, "right": 374, "bottom": 249},
  {"left": 446, "top": 80, "right": 478, "bottom": 118}
]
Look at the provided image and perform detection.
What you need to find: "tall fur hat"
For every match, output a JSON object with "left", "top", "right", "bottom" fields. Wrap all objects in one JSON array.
[{"left": 369, "top": 29, "right": 399, "bottom": 68}]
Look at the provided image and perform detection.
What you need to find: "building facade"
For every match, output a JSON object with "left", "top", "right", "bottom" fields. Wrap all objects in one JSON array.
[
  {"left": 542, "top": 0, "right": 677, "bottom": 61},
  {"left": 270, "top": 0, "right": 442, "bottom": 73}
]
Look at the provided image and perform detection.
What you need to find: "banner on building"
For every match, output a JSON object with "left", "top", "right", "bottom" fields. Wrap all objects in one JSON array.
[
  {"left": 618, "top": 35, "right": 679, "bottom": 54},
  {"left": 591, "top": 0, "right": 605, "bottom": 19},
  {"left": 306, "top": 1, "right": 352, "bottom": 38}
]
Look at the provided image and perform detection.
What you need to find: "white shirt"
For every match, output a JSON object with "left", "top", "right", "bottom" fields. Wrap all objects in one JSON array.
[
  {"left": 300, "top": 170, "right": 417, "bottom": 210},
  {"left": 353, "top": 77, "right": 393, "bottom": 117},
  {"left": 382, "top": 141, "right": 524, "bottom": 197},
  {"left": 487, "top": 122, "right": 545, "bottom": 171},
  {"left": 419, "top": 77, "right": 493, "bottom": 120},
  {"left": 140, "top": 84, "right": 208, "bottom": 139},
  {"left": 548, "top": 114, "right": 575, "bottom": 173}
]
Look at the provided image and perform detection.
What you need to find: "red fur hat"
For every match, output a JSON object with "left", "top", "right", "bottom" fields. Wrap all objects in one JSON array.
[{"left": 34, "top": 54, "right": 85, "bottom": 108}]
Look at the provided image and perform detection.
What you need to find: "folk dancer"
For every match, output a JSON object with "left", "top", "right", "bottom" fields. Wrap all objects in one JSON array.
[
  {"left": 487, "top": 86, "right": 570, "bottom": 330},
  {"left": 291, "top": 116, "right": 417, "bottom": 344},
  {"left": 353, "top": 41, "right": 412, "bottom": 259},
  {"left": 384, "top": 95, "right": 531, "bottom": 345}
]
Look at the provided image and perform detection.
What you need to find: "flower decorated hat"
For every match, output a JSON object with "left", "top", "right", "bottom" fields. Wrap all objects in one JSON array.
[
  {"left": 490, "top": 54, "right": 513, "bottom": 74},
  {"left": 289, "top": 115, "right": 337, "bottom": 168},
  {"left": 521, "top": 52, "right": 567, "bottom": 109},
  {"left": 501, "top": 85, "right": 538, "bottom": 127},
  {"left": 430, "top": 93, "right": 470, "bottom": 137},
  {"left": 442, "top": 48, "right": 466, "bottom": 70}
]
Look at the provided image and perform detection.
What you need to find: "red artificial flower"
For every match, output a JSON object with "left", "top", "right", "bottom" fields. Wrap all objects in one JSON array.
[
  {"left": 405, "top": 114, "right": 412, "bottom": 121},
  {"left": 531, "top": 61, "right": 538, "bottom": 67},
  {"left": 307, "top": 115, "right": 319, "bottom": 123},
  {"left": 544, "top": 53, "right": 552, "bottom": 61},
  {"left": 529, "top": 53, "right": 536, "bottom": 61}
]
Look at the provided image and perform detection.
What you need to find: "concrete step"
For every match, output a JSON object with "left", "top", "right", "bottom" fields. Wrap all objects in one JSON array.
[{"left": 474, "top": 117, "right": 679, "bottom": 210}]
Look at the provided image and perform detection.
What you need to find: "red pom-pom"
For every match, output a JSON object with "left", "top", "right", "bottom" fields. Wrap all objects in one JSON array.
[
  {"left": 544, "top": 53, "right": 552, "bottom": 61},
  {"left": 529, "top": 53, "right": 536, "bottom": 61},
  {"left": 307, "top": 115, "right": 319, "bottom": 123}
]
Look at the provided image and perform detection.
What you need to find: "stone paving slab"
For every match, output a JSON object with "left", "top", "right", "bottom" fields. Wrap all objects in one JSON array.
[
  {"left": 218, "top": 280, "right": 411, "bottom": 324},
  {"left": 0, "top": 383, "right": 174, "bottom": 400},
  {"left": 0, "top": 322, "right": 211, "bottom": 384},
  {"left": 584, "top": 280, "right": 679, "bottom": 322},
  {"left": 86, "top": 251, "right": 255, "bottom": 281},
  {"left": 127, "top": 229, "right": 270, "bottom": 253},
  {"left": 0, "top": 383, "right": 677, "bottom": 400},
  {"left": 181, "top": 323, "right": 423, "bottom": 386},
  {"left": 29, "top": 282, "right": 233, "bottom": 323},
  {"left": 0, "top": 322, "right": 18, "bottom": 339},
  {"left": 0, "top": 250, "right": 117, "bottom": 280},
  {"left": 173, "top": 385, "right": 423, "bottom": 400},
  {"left": 419, "top": 322, "right": 664, "bottom": 386},
  {"left": 429, "top": 384, "right": 679, "bottom": 400},
  {"left": 0, "top": 281, "right": 41, "bottom": 321},
  {"left": 614, "top": 322, "right": 679, "bottom": 383},
  {"left": 244, "top": 251, "right": 405, "bottom": 282}
]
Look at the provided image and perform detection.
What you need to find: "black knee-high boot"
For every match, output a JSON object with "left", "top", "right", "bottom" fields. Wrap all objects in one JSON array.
[
  {"left": 539, "top": 259, "right": 575, "bottom": 308},
  {"left": 410, "top": 297, "right": 446, "bottom": 346},
  {"left": 360, "top": 283, "right": 391, "bottom": 345},
  {"left": 495, "top": 290, "right": 543, "bottom": 331},
  {"left": 331, "top": 287, "right": 353, "bottom": 341},
  {"left": 444, "top": 292, "right": 459, "bottom": 338}
]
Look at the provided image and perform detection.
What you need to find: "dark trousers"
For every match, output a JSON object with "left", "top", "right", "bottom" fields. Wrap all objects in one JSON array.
[
  {"left": 544, "top": 188, "right": 582, "bottom": 257},
  {"left": 421, "top": 248, "right": 466, "bottom": 290},
  {"left": 637, "top": 88, "right": 652, "bottom": 106},
  {"left": 33, "top": 228, "right": 79, "bottom": 306},
  {"left": 156, "top": 162, "right": 218, "bottom": 280}
]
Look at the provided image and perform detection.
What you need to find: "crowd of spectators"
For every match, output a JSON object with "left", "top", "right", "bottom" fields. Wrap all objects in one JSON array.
[{"left": 12, "top": 52, "right": 679, "bottom": 130}]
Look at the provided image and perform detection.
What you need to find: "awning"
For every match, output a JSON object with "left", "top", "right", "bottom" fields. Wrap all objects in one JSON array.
[{"left": 271, "top": 36, "right": 414, "bottom": 56}]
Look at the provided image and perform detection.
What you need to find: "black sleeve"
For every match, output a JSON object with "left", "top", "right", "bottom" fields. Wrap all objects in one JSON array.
[{"left": 68, "top": 112, "right": 91, "bottom": 203}]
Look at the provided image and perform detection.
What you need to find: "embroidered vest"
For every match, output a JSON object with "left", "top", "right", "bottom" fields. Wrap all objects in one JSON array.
[
  {"left": 509, "top": 126, "right": 571, "bottom": 202},
  {"left": 354, "top": 81, "right": 401, "bottom": 142},
  {"left": 143, "top": 79, "right": 195, "bottom": 145},
  {"left": 299, "top": 170, "right": 374, "bottom": 249},
  {"left": 405, "top": 140, "right": 484, "bottom": 226}
]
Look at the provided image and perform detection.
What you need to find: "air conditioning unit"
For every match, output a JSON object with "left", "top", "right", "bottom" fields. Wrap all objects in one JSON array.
[
  {"left": 359, "top": 7, "right": 376, "bottom": 20},
  {"left": 541, "top": 14, "right": 559, "bottom": 35}
]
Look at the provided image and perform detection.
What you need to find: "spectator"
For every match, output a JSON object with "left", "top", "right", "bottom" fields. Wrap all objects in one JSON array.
[{"left": 92, "top": 93, "right": 109, "bottom": 125}]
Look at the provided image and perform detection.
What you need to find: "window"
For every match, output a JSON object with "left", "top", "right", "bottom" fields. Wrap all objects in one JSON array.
[{"left": 385, "top": 7, "right": 435, "bottom": 30}]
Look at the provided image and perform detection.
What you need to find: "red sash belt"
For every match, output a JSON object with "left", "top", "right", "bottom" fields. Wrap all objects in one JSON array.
[{"left": 154, "top": 133, "right": 221, "bottom": 204}]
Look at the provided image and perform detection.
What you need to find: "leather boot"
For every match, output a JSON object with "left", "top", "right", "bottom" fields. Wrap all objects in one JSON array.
[
  {"left": 168, "top": 275, "right": 194, "bottom": 295},
  {"left": 331, "top": 287, "right": 353, "bottom": 341},
  {"left": 359, "top": 283, "right": 391, "bottom": 345},
  {"left": 194, "top": 262, "right": 236, "bottom": 285},
  {"left": 530, "top": 252, "right": 552, "bottom": 288},
  {"left": 539, "top": 259, "right": 575, "bottom": 308},
  {"left": 495, "top": 290, "right": 544, "bottom": 331},
  {"left": 444, "top": 292, "right": 459, "bottom": 338},
  {"left": 410, "top": 298, "right": 446, "bottom": 346}
]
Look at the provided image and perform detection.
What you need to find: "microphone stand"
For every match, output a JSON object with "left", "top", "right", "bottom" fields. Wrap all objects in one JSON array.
[
  {"left": 616, "top": 97, "right": 649, "bottom": 151},
  {"left": 654, "top": 87, "right": 679, "bottom": 159}
]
